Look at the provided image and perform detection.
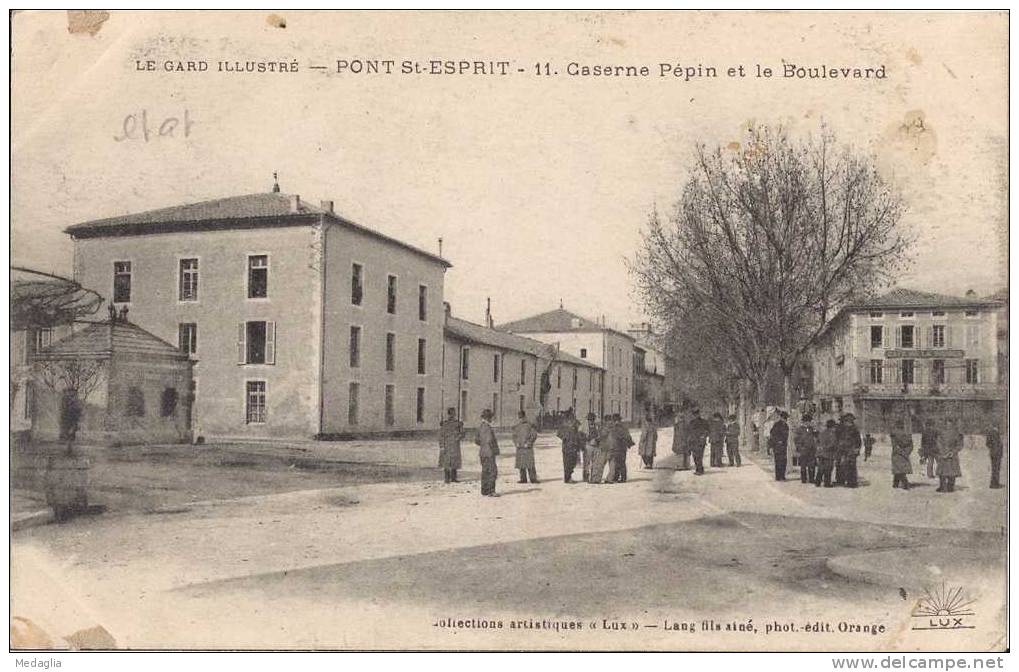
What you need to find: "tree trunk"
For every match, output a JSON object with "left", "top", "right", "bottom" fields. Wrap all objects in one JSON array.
[{"left": 782, "top": 368, "right": 795, "bottom": 411}]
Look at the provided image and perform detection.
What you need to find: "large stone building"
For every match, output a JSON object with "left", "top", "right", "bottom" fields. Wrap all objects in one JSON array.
[
  {"left": 498, "top": 307, "right": 635, "bottom": 421},
  {"left": 627, "top": 322, "right": 669, "bottom": 416},
  {"left": 442, "top": 305, "right": 604, "bottom": 429},
  {"left": 66, "top": 188, "right": 451, "bottom": 439},
  {"left": 810, "top": 288, "right": 1005, "bottom": 433}
]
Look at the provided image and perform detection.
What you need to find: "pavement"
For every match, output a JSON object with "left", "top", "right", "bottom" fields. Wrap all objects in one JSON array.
[{"left": 10, "top": 429, "right": 1007, "bottom": 651}]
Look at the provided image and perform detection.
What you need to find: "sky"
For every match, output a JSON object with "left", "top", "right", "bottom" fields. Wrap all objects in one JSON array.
[{"left": 11, "top": 11, "right": 1008, "bottom": 331}]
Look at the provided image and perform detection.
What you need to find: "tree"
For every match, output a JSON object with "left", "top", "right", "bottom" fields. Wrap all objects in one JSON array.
[
  {"left": 35, "top": 358, "right": 107, "bottom": 454},
  {"left": 632, "top": 124, "right": 912, "bottom": 414}
]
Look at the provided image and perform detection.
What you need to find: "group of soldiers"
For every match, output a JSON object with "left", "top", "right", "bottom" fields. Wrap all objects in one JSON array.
[{"left": 665, "top": 408, "right": 743, "bottom": 474}]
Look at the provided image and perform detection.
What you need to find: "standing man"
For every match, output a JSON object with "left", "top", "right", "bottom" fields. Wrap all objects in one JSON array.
[
  {"left": 672, "top": 408, "right": 691, "bottom": 471},
  {"left": 708, "top": 412, "right": 726, "bottom": 468},
  {"left": 890, "top": 416, "right": 914, "bottom": 490},
  {"left": 920, "top": 418, "right": 939, "bottom": 480},
  {"left": 611, "top": 414, "right": 635, "bottom": 482},
  {"left": 815, "top": 419, "right": 839, "bottom": 487},
  {"left": 838, "top": 413, "right": 862, "bottom": 488},
  {"left": 594, "top": 414, "right": 617, "bottom": 483},
  {"left": 638, "top": 407, "right": 658, "bottom": 469},
  {"left": 936, "top": 418, "right": 963, "bottom": 493},
  {"left": 795, "top": 414, "right": 818, "bottom": 484},
  {"left": 557, "top": 411, "right": 582, "bottom": 483},
  {"left": 724, "top": 413, "right": 742, "bottom": 467},
  {"left": 863, "top": 433, "right": 876, "bottom": 462},
  {"left": 583, "top": 412, "right": 599, "bottom": 482},
  {"left": 770, "top": 410, "right": 790, "bottom": 481},
  {"left": 438, "top": 407, "right": 464, "bottom": 483},
  {"left": 475, "top": 409, "right": 500, "bottom": 497},
  {"left": 688, "top": 408, "right": 710, "bottom": 475},
  {"left": 512, "top": 410, "right": 539, "bottom": 484},
  {"left": 986, "top": 424, "right": 1004, "bottom": 489}
]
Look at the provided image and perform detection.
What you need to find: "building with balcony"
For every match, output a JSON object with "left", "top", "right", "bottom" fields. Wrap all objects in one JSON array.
[
  {"left": 810, "top": 288, "right": 1005, "bottom": 434},
  {"left": 627, "top": 322, "right": 669, "bottom": 416}
]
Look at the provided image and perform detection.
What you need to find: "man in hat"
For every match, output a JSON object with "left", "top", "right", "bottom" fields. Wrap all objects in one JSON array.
[
  {"left": 795, "top": 414, "right": 818, "bottom": 484},
  {"left": 688, "top": 408, "right": 710, "bottom": 475},
  {"left": 557, "top": 410, "right": 584, "bottom": 483},
  {"left": 936, "top": 417, "right": 963, "bottom": 493},
  {"left": 769, "top": 410, "right": 790, "bottom": 481},
  {"left": 582, "top": 412, "right": 599, "bottom": 482},
  {"left": 814, "top": 419, "right": 839, "bottom": 487},
  {"left": 838, "top": 413, "right": 862, "bottom": 488},
  {"left": 475, "top": 409, "right": 500, "bottom": 496},
  {"left": 724, "top": 413, "right": 742, "bottom": 467},
  {"left": 592, "top": 414, "right": 616, "bottom": 483},
  {"left": 708, "top": 412, "right": 726, "bottom": 468},
  {"left": 438, "top": 407, "right": 464, "bottom": 483},
  {"left": 512, "top": 410, "right": 539, "bottom": 483},
  {"left": 890, "top": 415, "right": 914, "bottom": 490},
  {"left": 672, "top": 407, "right": 691, "bottom": 471},
  {"left": 609, "top": 414, "right": 635, "bottom": 482},
  {"left": 638, "top": 407, "right": 658, "bottom": 469},
  {"left": 863, "top": 433, "right": 876, "bottom": 462},
  {"left": 986, "top": 423, "right": 1004, "bottom": 489},
  {"left": 920, "top": 418, "right": 939, "bottom": 480}
]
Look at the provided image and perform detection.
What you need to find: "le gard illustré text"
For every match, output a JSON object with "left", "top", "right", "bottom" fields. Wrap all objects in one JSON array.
[{"left": 137, "top": 59, "right": 888, "bottom": 81}]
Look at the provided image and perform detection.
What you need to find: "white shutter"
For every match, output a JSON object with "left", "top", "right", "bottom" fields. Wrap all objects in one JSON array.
[
  {"left": 266, "top": 321, "right": 276, "bottom": 365},
  {"left": 924, "top": 326, "right": 933, "bottom": 350},
  {"left": 895, "top": 326, "right": 902, "bottom": 348},
  {"left": 882, "top": 326, "right": 889, "bottom": 349},
  {"left": 946, "top": 325, "right": 954, "bottom": 348},
  {"left": 237, "top": 323, "right": 246, "bottom": 364}
]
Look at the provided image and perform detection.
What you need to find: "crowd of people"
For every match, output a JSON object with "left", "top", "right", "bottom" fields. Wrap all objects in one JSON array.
[{"left": 435, "top": 404, "right": 1005, "bottom": 497}]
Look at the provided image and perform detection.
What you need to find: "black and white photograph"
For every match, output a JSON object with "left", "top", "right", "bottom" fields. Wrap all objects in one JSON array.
[{"left": 7, "top": 9, "right": 1009, "bottom": 656}]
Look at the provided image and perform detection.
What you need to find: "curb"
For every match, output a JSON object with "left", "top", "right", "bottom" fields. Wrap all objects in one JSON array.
[
  {"left": 12, "top": 509, "right": 55, "bottom": 532},
  {"left": 825, "top": 545, "right": 994, "bottom": 591}
]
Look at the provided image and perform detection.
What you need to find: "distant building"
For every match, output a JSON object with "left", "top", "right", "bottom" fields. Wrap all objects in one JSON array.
[
  {"left": 627, "top": 322, "right": 669, "bottom": 416},
  {"left": 498, "top": 308, "right": 635, "bottom": 421},
  {"left": 31, "top": 315, "right": 194, "bottom": 446},
  {"left": 66, "top": 188, "right": 451, "bottom": 439},
  {"left": 810, "top": 288, "right": 1005, "bottom": 433},
  {"left": 442, "top": 304, "right": 604, "bottom": 428}
]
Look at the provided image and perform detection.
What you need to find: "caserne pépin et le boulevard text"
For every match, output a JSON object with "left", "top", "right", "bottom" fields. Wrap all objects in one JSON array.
[{"left": 137, "top": 58, "right": 887, "bottom": 80}]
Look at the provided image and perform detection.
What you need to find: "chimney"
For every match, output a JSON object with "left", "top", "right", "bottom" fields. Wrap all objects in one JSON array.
[
  {"left": 966, "top": 289, "right": 976, "bottom": 298},
  {"left": 438, "top": 237, "right": 444, "bottom": 258},
  {"left": 443, "top": 301, "right": 452, "bottom": 323},
  {"left": 319, "top": 200, "right": 334, "bottom": 214},
  {"left": 289, "top": 194, "right": 301, "bottom": 213},
  {"left": 485, "top": 298, "right": 493, "bottom": 328}
]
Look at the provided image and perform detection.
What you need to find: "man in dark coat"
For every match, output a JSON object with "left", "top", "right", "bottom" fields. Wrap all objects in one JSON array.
[
  {"left": 610, "top": 414, "right": 635, "bottom": 482},
  {"left": 638, "top": 408, "right": 658, "bottom": 469},
  {"left": 672, "top": 409, "right": 691, "bottom": 471},
  {"left": 557, "top": 411, "right": 582, "bottom": 483},
  {"left": 795, "top": 414, "right": 817, "bottom": 484},
  {"left": 438, "top": 407, "right": 464, "bottom": 483},
  {"left": 724, "top": 414, "right": 742, "bottom": 467},
  {"left": 814, "top": 419, "right": 839, "bottom": 487},
  {"left": 688, "top": 409, "right": 710, "bottom": 475},
  {"left": 708, "top": 412, "right": 726, "bottom": 468},
  {"left": 936, "top": 420, "right": 963, "bottom": 493},
  {"left": 837, "top": 413, "right": 862, "bottom": 488},
  {"left": 986, "top": 424, "right": 1004, "bottom": 489},
  {"left": 512, "top": 411, "right": 539, "bottom": 483},
  {"left": 58, "top": 389, "right": 83, "bottom": 449},
  {"left": 863, "top": 433, "right": 876, "bottom": 462},
  {"left": 769, "top": 411, "right": 790, "bottom": 481},
  {"left": 920, "top": 419, "right": 939, "bottom": 480},
  {"left": 475, "top": 409, "right": 500, "bottom": 496}
]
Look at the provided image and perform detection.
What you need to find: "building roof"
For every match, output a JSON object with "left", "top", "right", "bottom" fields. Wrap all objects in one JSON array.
[
  {"left": 496, "top": 308, "right": 635, "bottom": 341},
  {"left": 36, "top": 319, "right": 188, "bottom": 360},
  {"left": 64, "top": 192, "right": 451, "bottom": 268},
  {"left": 842, "top": 288, "right": 1002, "bottom": 311},
  {"left": 445, "top": 316, "right": 603, "bottom": 370}
]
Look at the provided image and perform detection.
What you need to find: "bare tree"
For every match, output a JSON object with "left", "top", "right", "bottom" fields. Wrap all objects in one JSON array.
[
  {"left": 35, "top": 358, "right": 107, "bottom": 400},
  {"left": 632, "top": 124, "right": 912, "bottom": 414}
]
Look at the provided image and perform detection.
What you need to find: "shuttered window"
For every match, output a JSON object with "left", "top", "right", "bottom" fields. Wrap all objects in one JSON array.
[{"left": 237, "top": 321, "right": 276, "bottom": 365}]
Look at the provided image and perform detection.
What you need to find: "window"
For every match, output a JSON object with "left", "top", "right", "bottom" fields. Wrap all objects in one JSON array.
[
  {"left": 247, "top": 255, "right": 268, "bottom": 299},
  {"left": 348, "top": 382, "right": 359, "bottom": 425},
  {"left": 179, "top": 258, "right": 199, "bottom": 301},
  {"left": 899, "top": 325, "right": 915, "bottom": 349},
  {"left": 556, "top": 366, "right": 562, "bottom": 388},
  {"left": 238, "top": 321, "right": 276, "bottom": 365},
  {"left": 870, "top": 325, "right": 883, "bottom": 349},
  {"left": 520, "top": 359, "right": 526, "bottom": 384},
  {"left": 461, "top": 347, "right": 470, "bottom": 380},
  {"left": 869, "top": 312, "right": 883, "bottom": 319},
  {"left": 900, "top": 311, "right": 915, "bottom": 319},
  {"left": 349, "top": 326, "right": 361, "bottom": 368},
  {"left": 492, "top": 393, "right": 499, "bottom": 422},
  {"left": 519, "top": 394, "right": 525, "bottom": 412},
  {"left": 572, "top": 368, "right": 578, "bottom": 390},
  {"left": 580, "top": 348, "right": 587, "bottom": 359},
  {"left": 179, "top": 323, "right": 197, "bottom": 356},
  {"left": 964, "top": 310, "right": 979, "bottom": 318},
  {"left": 160, "top": 388, "right": 178, "bottom": 417},
  {"left": 589, "top": 372, "right": 594, "bottom": 391},
  {"left": 965, "top": 359, "right": 979, "bottom": 384},
  {"left": 493, "top": 354, "right": 501, "bottom": 383},
  {"left": 387, "top": 275, "right": 397, "bottom": 314},
  {"left": 245, "top": 381, "right": 266, "bottom": 424},
  {"left": 125, "top": 386, "right": 146, "bottom": 416},
  {"left": 932, "top": 324, "right": 946, "bottom": 349},
  {"left": 113, "top": 261, "right": 132, "bottom": 303},
  {"left": 460, "top": 390, "right": 468, "bottom": 421},
  {"left": 901, "top": 359, "right": 915, "bottom": 385},
  {"left": 556, "top": 397, "right": 561, "bottom": 412},
  {"left": 932, "top": 359, "right": 945, "bottom": 385},
  {"left": 932, "top": 311, "right": 946, "bottom": 318},
  {"left": 23, "top": 384, "right": 32, "bottom": 420},
  {"left": 416, "top": 387, "right": 426, "bottom": 423},
  {"left": 966, "top": 324, "right": 981, "bottom": 348},
  {"left": 385, "top": 333, "right": 396, "bottom": 372},
  {"left": 33, "top": 328, "right": 53, "bottom": 353},
  {"left": 351, "top": 263, "right": 363, "bottom": 306},
  {"left": 384, "top": 385, "right": 395, "bottom": 426},
  {"left": 417, "top": 338, "right": 427, "bottom": 374},
  {"left": 418, "top": 285, "right": 427, "bottom": 321},
  {"left": 868, "top": 356, "right": 884, "bottom": 383}
]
